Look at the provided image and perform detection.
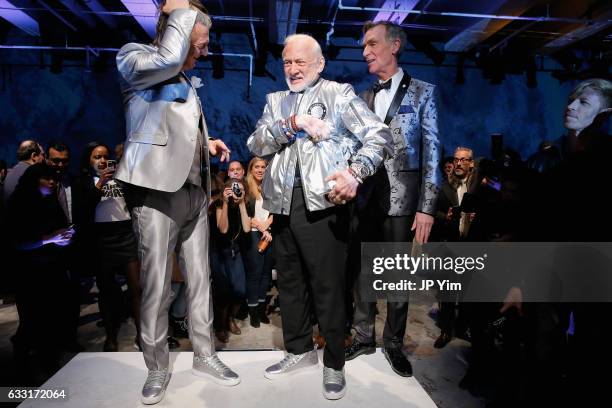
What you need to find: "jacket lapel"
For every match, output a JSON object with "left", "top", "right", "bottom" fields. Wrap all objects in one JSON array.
[
  {"left": 362, "top": 88, "right": 375, "bottom": 111},
  {"left": 383, "top": 74, "right": 412, "bottom": 125}
]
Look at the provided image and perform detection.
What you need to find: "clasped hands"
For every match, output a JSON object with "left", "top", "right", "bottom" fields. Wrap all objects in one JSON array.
[{"left": 293, "top": 114, "right": 330, "bottom": 143}]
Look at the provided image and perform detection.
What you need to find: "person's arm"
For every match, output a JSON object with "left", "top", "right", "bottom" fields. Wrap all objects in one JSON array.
[
  {"left": 247, "top": 94, "right": 292, "bottom": 157},
  {"left": 216, "top": 189, "right": 232, "bottom": 234},
  {"left": 411, "top": 88, "right": 442, "bottom": 244},
  {"left": 116, "top": 1, "right": 195, "bottom": 90},
  {"left": 238, "top": 201, "right": 251, "bottom": 234},
  {"left": 326, "top": 83, "right": 393, "bottom": 203},
  {"left": 416, "top": 86, "right": 442, "bottom": 217},
  {"left": 216, "top": 203, "right": 229, "bottom": 234},
  {"left": 16, "top": 227, "right": 74, "bottom": 250}
]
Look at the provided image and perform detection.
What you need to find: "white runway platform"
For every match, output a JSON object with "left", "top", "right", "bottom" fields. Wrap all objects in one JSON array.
[{"left": 19, "top": 350, "right": 437, "bottom": 407}]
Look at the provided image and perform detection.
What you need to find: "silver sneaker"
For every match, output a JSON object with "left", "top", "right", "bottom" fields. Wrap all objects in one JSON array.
[
  {"left": 192, "top": 354, "right": 240, "bottom": 386},
  {"left": 323, "top": 367, "right": 346, "bottom": 400},
  {"left": 264, "top": 349, "right": 319, "bottom": 379},
  {"left": 141, "top": 369, "right": 170, "bottom": 405}
]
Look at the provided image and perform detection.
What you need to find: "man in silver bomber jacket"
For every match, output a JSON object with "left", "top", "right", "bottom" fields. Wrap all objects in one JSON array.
[
  {"left": 247, "top": 33, "right": 392, "bottom": 400},
  {"left": 115, "top": 0, "right": 238, "bottom": 404}
]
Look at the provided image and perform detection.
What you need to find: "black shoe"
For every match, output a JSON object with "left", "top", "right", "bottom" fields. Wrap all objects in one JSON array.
[
  {"left": 171, "top": 316, "right": 189, "bottom": 339},
  {"left": 434, "top": 332, "right": 452, "bottom": 349},
  {"left": 258, "top": 302, "right": 270, "bottom": 324},
  {"left": 248, "top": 306, "right": 260, "bottom": 328},
  {"left": 167, "top": 336, "right": 180, "bottom": 350},
  {"left": 344, "top": 339, "right": 376, "bottom": 361},
  {"left": 382, "top": 347, "right": 412, "bottom": 377}
]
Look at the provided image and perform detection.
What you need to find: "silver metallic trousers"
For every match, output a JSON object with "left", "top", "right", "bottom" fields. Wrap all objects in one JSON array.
[{"left": 131, "top": 183, "right": 214, "bottom": 370}]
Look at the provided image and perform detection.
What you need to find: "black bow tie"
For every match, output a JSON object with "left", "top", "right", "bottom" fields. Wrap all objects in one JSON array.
[{"left": 372, "top": 80, "right": 391, "bottom": 94}]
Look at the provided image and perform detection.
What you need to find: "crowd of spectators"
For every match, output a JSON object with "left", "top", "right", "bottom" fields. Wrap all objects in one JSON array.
[{"left": 0, "top": 78, "right": 610, "bottom": 405}]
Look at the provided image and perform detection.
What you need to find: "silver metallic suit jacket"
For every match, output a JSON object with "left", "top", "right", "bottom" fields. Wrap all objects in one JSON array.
[
  {"left": 360, "top": 75, "right": 441, "bottom": 216},
  {"left": 114, "top": 9, "right": 210, "bottom": 194},
  {"left": 247, "top": 78, "right": 393, "bottom": 214}
]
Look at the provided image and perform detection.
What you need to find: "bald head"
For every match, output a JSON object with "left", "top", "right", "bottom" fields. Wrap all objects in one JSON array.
[
  {"left": 17, "top": 140, "right": 44, "bottom": 164},
  {"left": 282, "top": 34, "right": 325, "bottom": 92}
]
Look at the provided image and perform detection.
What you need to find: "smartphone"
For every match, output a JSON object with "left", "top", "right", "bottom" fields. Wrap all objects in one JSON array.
[{"left": 107, "top": 160, "right": 116, "bottom": 170}]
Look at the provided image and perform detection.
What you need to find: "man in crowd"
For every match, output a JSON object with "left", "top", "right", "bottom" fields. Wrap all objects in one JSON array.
[
  {"left": 115, "top": 0, "right": 237, "bottom": 404},
  {"left": 345, "top": 21, "right": 441, "bottom": 377},
  {"left": 46, "top": 141, "right": 73, "bottom": 223},
  {"left": 3, "top": 140, "right": 45, "bottom": 202},
  {"left": 432, "top": 146, "right": 477, "bottom": 348},
  {"left": 248, "top": 33, "right": 391, "bottom": 400}
]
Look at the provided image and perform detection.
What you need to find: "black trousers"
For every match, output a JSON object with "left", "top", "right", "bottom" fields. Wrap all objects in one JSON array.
[
  {"left": 352, "top": 212, "right": 415, "bottom": 349},
  {"left": 273, "top": 187, "right": 348, "bottom": 370}
]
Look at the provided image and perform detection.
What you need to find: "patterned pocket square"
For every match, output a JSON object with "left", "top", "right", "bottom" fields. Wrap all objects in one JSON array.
[{"left": 398, "top": 104, "right": 415, "bottom": 114}]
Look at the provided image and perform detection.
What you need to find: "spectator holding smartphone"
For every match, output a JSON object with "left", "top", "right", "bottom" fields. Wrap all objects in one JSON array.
[
  {"left": 7, "top": 162, "right": 75, "bottom": 364},
  {"left": 73, "top": 142, "right": 140, "bottom": 352}
]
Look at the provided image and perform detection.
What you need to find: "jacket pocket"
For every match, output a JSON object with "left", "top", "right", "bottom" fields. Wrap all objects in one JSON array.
[
  {"left": 128, "top": 132, "right": 168, "bottom": 146},
  {"left": 127, "top": 93, "right": 169, "bottom": 145}
]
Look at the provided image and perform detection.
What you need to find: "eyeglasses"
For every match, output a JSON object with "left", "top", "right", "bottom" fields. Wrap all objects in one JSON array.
[
  {"left": 453, "top": 157, "right": 472, "bottom": 163},
  {"left": 49, "top": 158, "right": 69, "bottom": 165}
]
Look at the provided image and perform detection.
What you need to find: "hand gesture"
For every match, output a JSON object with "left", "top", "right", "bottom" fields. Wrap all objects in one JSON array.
[
  {"left": 411, "top": 212, "right": 434, "bottom": 244},
  {"left": 295, "top": 115, "right": 330, "bottom": 143},
  {"left": 44, "top": 226, "right": 74, "bottom": 247},
  {"left": 209, "top": 139, "right": 231, "bottom": 162},
  {"left": 96, "top": 167, "right": 114, "bottom": 189},
  {"left": 325, "top": 170, "right": 358, "bottom": 205},
  {"left": 222, "top": 187, "right": 233, "bottom": 203},
  {"left": 261, "top": 230, "right": 272, "bottom": 243},
  {"left": 162, "top": 0, "right": 190, "bottom": 15}
]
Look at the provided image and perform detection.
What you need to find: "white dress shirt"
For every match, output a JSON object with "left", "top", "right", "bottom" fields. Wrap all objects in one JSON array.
[{"left": 374, "top": 68, "right": 405, "bottom": 122}]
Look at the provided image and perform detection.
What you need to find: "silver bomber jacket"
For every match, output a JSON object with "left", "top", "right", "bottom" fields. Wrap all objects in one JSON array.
[{"left": 247, "top": 78, "right": 393, "bottom": 214}]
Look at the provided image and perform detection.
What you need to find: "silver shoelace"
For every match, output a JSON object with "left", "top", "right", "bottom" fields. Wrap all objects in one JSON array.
[
  {"left": 196, "top": 354, "right": 230, "bottom": 373},
  {"left": 144, "top": 370, "right": 167, "bottom": 388},
  {"left": 323, "top": 368, "right": 344, "bottom": 385},
  {"left": 277, "top": 353, "right": 303, "bottom": 369}
]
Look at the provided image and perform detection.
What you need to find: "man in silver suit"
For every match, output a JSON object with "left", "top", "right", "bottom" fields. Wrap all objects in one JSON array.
[
  {"left": 345, "top": 21, "right": 441, "bottom": 377},
  {"left": 248, "top": 33, "right": 392, "bottom": 400},
  {"left": 115, "top": 0, "right": 239, "bottom": 404}
]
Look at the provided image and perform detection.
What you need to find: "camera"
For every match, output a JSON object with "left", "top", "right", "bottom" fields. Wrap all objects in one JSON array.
[
  {"left": 107, "top": 160, "right": 116, "bottom": 170},
  {"left": 231, "top": 181, "right": 242, "bottom": 198}
]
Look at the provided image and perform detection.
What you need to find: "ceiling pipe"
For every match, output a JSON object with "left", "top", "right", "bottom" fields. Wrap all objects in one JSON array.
[
  {"left": 337, "top": 0, "right": 609, "bottom": 25},
  {"left": 0, "top": 46, "right": 252, "bottom": 87}
]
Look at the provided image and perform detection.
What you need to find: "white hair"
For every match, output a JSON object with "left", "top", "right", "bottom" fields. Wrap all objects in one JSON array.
[{"left": 283, "top": 34, "right": 323, "bottom": 59}]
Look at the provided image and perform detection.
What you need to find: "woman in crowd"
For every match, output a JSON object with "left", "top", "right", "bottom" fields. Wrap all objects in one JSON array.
[
  {"left": 243, "top": 157, "right": 273, "bottom": 327},
  {"left": 73, "top": 142, "right": 140, "bottom": 352},
  {"left": 210, "top": 161, "right": 250, "bottom": 341},
  {"left": 7, "top": 162, "right": 75, "bottom": 363}
]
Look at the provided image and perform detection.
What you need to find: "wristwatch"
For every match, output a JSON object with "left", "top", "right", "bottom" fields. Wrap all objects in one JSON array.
[{"left": 349, "top": 162, "right": 370, "bottom": 183}]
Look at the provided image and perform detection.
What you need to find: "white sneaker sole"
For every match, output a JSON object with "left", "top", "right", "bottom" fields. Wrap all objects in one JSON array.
[
  {"left": 141, "top": 390, "right": 166, "bottom": 405},
  {"left": 263, "top": 362, "right": 319, "bottom": 380},
  {"left": 323, "top": 386, "right": 346, "bottom": 400},
  {"left": 192, "top": 368, "right": 241, "bottom": 386}
]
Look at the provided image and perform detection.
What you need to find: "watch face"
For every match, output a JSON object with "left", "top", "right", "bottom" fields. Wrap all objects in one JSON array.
[{"left": 352, "top": 164, "right": 368, "bottom": 179}]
